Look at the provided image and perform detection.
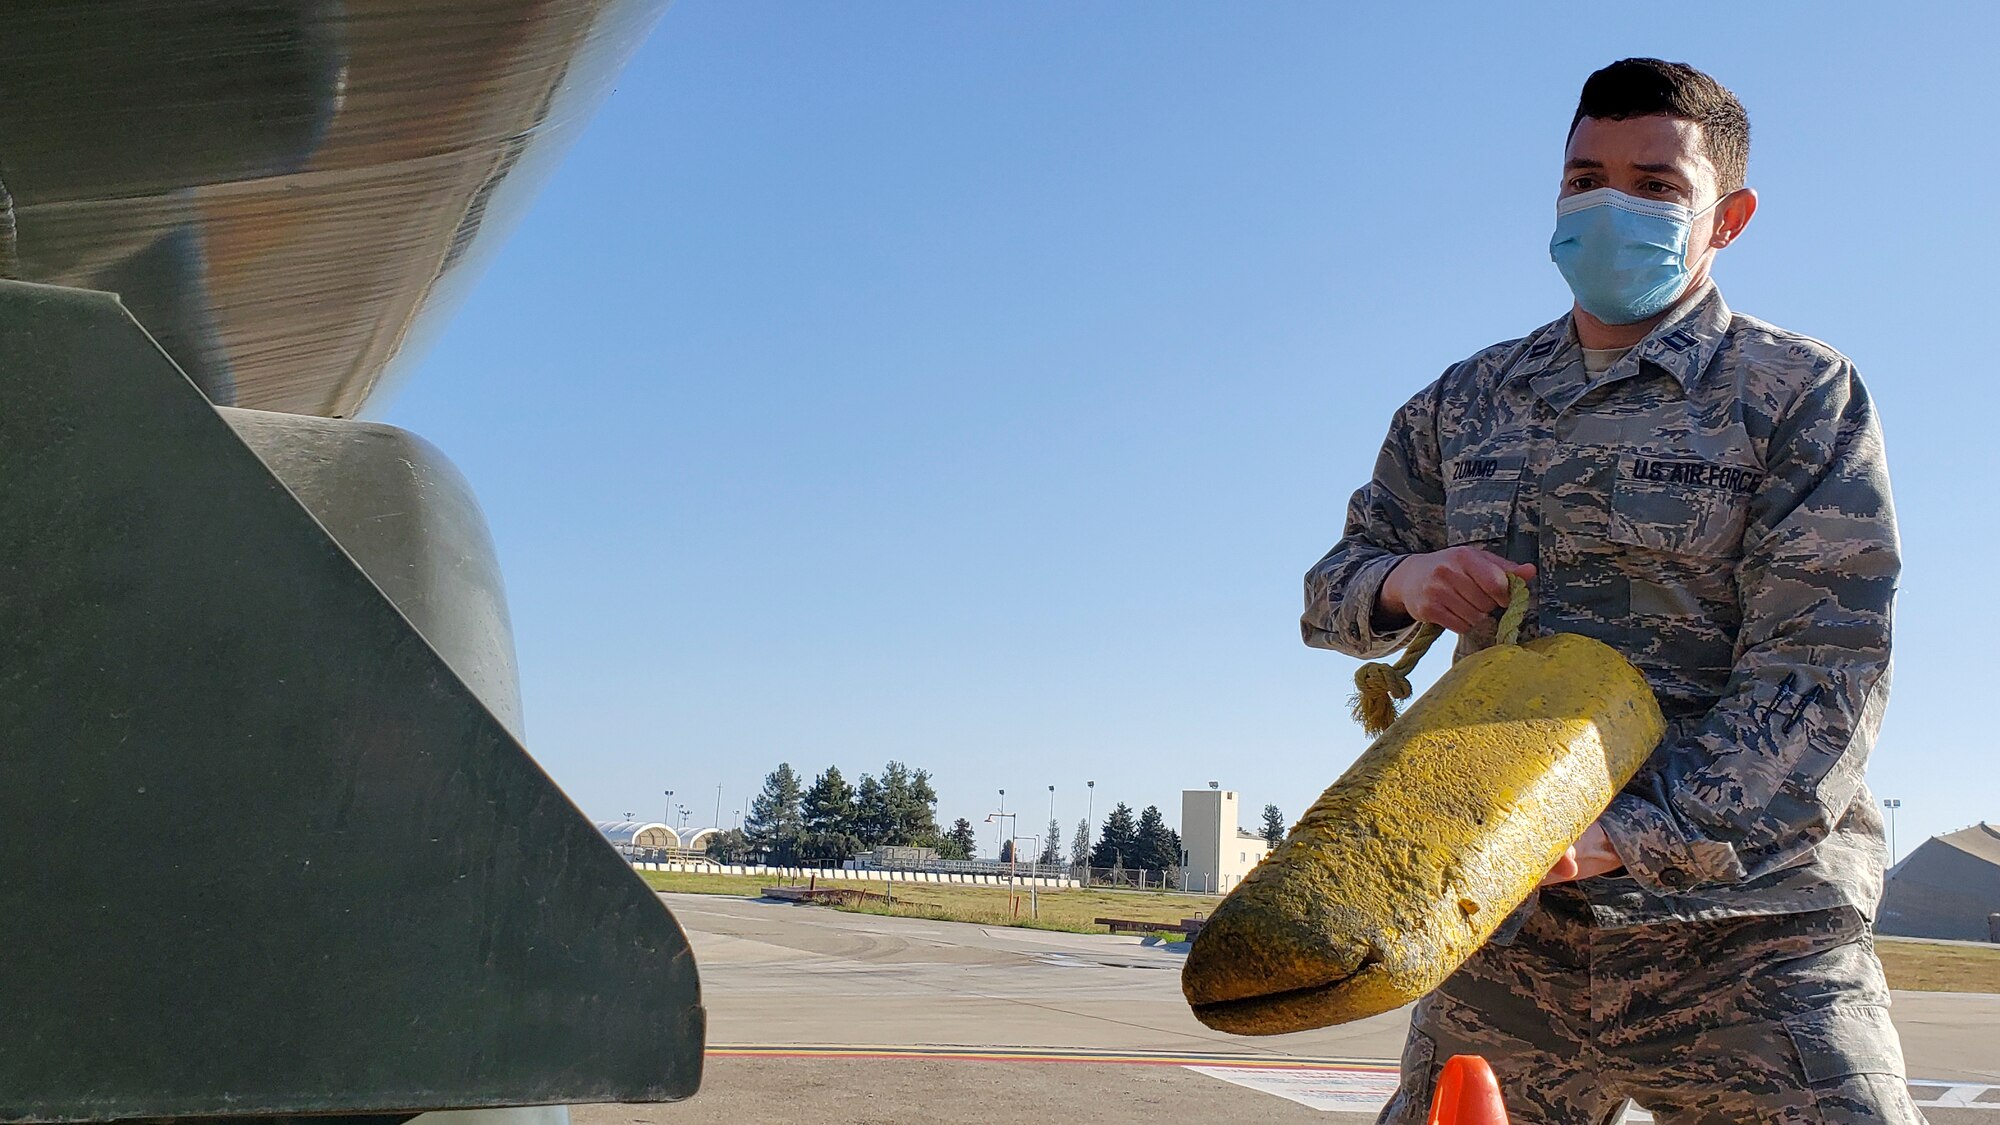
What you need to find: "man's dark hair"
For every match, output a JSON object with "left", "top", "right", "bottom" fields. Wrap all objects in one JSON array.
[{"left": 1568, "top": 58, "right": 1749, "bottom": 193}]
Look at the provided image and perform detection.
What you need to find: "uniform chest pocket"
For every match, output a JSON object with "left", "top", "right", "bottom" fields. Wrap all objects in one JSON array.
[
  {"left": 1445, "top": 479, "right": 1519, "bottom": 546},
  {"left": 1607, "top": 477, "right": 1751, "bottom": 557}
]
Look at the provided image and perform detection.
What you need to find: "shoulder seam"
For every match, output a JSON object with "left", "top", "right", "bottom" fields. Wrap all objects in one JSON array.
[{"left": 1726, "top": 313, "right": 1854, "bottom": 367}]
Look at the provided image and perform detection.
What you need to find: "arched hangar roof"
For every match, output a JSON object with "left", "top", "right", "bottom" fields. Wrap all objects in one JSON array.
[{"left": 595, "top": 820, "right": 671, "bottom": 846}]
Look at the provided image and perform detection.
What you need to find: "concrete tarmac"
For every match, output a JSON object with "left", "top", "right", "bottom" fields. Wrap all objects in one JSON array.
[{"left": 580, "top": 893, "right": 2000, "bottom": 1123}]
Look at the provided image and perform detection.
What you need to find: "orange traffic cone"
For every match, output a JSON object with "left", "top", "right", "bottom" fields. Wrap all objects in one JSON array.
[{"left": 1425, "top": 1054, "right": 1509, "bottom": 1124}]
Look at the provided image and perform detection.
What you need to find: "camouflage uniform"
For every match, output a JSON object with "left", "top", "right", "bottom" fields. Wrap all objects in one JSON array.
[
  {"left": 1378, "top": 889, "right": 1921, "bottom": 1123},
  {"left": 1301, "top": 284, "right": 1919, "bottom": 1122}
]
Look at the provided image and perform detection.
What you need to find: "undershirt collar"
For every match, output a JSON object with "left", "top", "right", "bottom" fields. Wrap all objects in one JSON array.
[{"left": 1581, "top": 345, "right": 1633, "bottom": 375}]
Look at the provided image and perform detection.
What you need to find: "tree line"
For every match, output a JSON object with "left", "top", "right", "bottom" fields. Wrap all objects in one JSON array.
[
  {"left": 701, "top": 760, "right": 1294, "bottom": 877},
  {"left": 1067, "top": 801, "right": 1288, "bottom": 873},
  {"left": 1078, "top": 802, "right": 1181, "bottom": 874},
  {"left": 707, "top": 761, "right": 948, "bottom": 866}
]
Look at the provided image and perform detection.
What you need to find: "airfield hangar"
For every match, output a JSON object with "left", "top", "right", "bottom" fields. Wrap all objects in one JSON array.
[{"left": 1876, "top": 822, "right": 2000, "bottom": 942}]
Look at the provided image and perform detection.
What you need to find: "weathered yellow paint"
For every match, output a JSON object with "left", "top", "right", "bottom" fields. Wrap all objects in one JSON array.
[{"left": 1182, "top": 632, "right": 1665, "bottom": 1035}]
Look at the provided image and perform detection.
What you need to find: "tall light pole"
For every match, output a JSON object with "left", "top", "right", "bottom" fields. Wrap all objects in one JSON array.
[
  {"left": 1883, "top": 798, "right": 1902, "bottom": 865},
  {"left": 1047, "top": 784, "right": 1056, "bottom": 825},
  {"left": 664, "top": 789, "right": 673, "bottom": 828},
  {"left": 1084, "top": 780, "right": 1096, "bottom": 879},
  {"left": 714, "top": 784, "right": 723, "bottom": 830}
]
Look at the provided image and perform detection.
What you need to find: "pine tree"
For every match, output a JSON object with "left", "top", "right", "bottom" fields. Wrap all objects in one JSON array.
[
  {"left": 1039, "top": 818, "right": 1062, "bottom": 865},
  {"left": 907, "top": 767, "right": 942, "bottom": 845},
  {"left": 744, "top": 763, "right": 806, "bottom": 864},
  {"left": 939, "top": 817, "right": 978, "bottom": 861},
  {"left": 998, "top": 838, "right": 1015, "bottom": 864},
  {"left": 1091, "top": 802, "right": 1139, "bottom": 869},
  {"left": 1070, "top": 818, "right": 1091, "bottom": 867},
  {"left": 803, "top": 766, "right": 855, "bottom": 836},
  {"left": 703, "top": 828, "right": 751, "bottom": 864},
  {"left": 801, "top": 765, "right": 861, "bottom": 863},
  {"left": 879, "top": 763, "right": 912, "bottom": 845},
  {"left": 1135, "top": 804, "right": 1179, "bottom": 873},
  {"left": 879, "top": 761, "right": 940, "bottom": 846},
  {"left": 852, "top": 773, "right": 889, "bottom": 845},
  {"left": 1261, "top": 803, "right": 1287, "bottom": 849}
]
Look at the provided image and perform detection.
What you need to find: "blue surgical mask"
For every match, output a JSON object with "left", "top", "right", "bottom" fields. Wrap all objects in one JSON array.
[{"left": 1549, "top": 188, "right": 1718, "bottom": 325}]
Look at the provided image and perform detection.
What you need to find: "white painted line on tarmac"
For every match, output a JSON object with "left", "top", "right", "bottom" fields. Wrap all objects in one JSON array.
[
  {"left": 1185, "top": 1065, "right": 1399, "bottom": 1112},
  {"left": 1912, "top": 1080, "right": 2000, "bottom": 1109},
  {"left": 1186, "top": 1066, "right": 2000, "bottom": 1116}
]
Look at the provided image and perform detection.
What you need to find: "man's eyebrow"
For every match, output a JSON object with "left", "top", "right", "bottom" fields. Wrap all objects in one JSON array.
[
  {"left": 1563, "top": 158, "right": 1604, "bottom": 170},
  {"left": 1631, "top": 162, "right": 1691, "bottom": 177}
]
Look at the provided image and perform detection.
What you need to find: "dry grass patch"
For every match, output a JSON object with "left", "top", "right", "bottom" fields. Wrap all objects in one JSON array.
[
  {"left": 840, "top": 883, "right": 1215, "bottom": 933},
  {"left": 640, "top": 871, "right": 778, "bottom": 898},
  {"left": 1876, "top": 937, "right": 2000, "bottom": 994},
  {"left": 639, "top": 870, "right": 1215, "bottom": 934}
]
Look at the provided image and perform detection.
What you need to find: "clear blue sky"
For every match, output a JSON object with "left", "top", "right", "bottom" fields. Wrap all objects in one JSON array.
[{"left": 383, "top": 2, "right": 1998, "bottom": 861}]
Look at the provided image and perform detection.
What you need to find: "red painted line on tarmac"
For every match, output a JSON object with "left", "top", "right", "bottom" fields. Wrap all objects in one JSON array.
[{"left": 707, "top": 1044, "right": 1397, "bottom": 1072}]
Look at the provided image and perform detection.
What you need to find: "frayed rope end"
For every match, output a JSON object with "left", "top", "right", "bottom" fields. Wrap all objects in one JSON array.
[
  {"left": 1350, "top": 661, "right": 1413, "bottom": 737},
  {"left": 1344, "top": 578, "right": 1527, "bottom": 737}
]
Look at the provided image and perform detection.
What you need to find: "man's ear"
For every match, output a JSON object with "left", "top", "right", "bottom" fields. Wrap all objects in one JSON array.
[{"left": 1710, "top": 187, "right": 1759, "bottom": 249}]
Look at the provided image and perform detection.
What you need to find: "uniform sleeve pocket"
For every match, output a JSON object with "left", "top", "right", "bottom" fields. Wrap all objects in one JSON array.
[
  {"left": 1781, "top": 1003, "right": 1906, "bottom": 1083},
  {"left": 1607, "top": 478, "right": 1749, "bottom": 557}
]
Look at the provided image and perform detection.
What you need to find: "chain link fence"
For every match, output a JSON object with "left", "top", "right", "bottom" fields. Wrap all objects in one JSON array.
[{"left": 1075, "top": 865, "right": 1200, "bottom": 892}]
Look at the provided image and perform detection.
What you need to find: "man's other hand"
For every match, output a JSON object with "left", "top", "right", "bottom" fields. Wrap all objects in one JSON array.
[
  {"left": 1380, "top": 546, "right": 1536, "bottom": 635},
  {"left": 1541, "top": 822, "right": 1625, "bottom": 886}
]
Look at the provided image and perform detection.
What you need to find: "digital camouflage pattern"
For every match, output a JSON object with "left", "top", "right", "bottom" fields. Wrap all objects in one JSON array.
[
  {"left": 1304, "top": 282, "right": 1899, "bottom": 926},
  {"left": 1375, "top": 887, "right": 1924, "bottom": 1124}
]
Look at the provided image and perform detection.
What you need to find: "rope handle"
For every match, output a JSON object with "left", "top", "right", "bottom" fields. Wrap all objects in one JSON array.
[{"left": 1349, "top": 572, "right": 1529, "bottom": 736}]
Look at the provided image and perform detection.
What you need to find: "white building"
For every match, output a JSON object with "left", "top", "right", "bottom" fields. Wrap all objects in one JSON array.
[
  {"left": 595, "top": 820, "right": 721, "bottom": 858},
  {"left": 596, "top": 819, "right": 676, "bottom": 853},
  {"left": 1181, "top": 787, "right": 1270, "bottom": 894}
]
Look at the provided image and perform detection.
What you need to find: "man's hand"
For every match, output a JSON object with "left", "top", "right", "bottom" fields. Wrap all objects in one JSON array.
[
  {"left": 1540, "top": 822, "right": 1625, "bottom": 886},
  {"left": 1380, "top": 546, "right": 1536, "bottom": 635}
]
